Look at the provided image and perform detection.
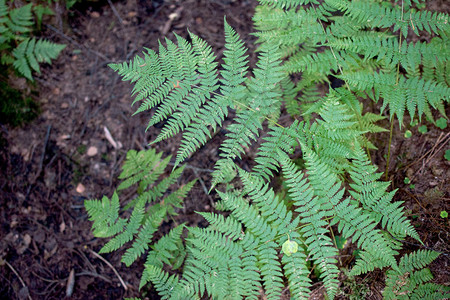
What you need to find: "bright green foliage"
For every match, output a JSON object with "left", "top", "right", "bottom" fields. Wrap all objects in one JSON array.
[
  {"left": 85, "top": 148, "right": 195, "bottom": 268},
  {"left": 384, "top": 250, "right": 449, "bottom": 299},
  {"left": 93, "top": 0, "right": 449, "bottom": 299},
  {"left": 0, "top": 0, "right": 65, "bottom": 80},
  {"left": 253, "top": 0, "right": 449, "bottom": 125}
]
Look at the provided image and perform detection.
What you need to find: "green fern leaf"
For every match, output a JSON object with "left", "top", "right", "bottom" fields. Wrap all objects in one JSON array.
[
  {"left": 5, "top": 3, "right": 33, "bottom": 34},
  {"left": 12, "top": 37, "right": 65, "bottom": 80},
  {"left": 280, "top": 153, "right": 339, "bottom": 299},
  {"left": 212, "top": 42, "right": 284, "bottom": 187}
]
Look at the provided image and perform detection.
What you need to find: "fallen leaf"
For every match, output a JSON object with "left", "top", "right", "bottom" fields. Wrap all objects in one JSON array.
[
  {"left": 66, "top": 269, "right": 75, "bottom": 297},
  {"left": 60, "top": 221, "right": 66, "bottom": 233}
]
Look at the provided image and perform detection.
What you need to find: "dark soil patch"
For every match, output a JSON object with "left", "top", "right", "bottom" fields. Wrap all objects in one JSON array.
[{"left": 0, "top": 0, "right": 448, "bottom": 299}]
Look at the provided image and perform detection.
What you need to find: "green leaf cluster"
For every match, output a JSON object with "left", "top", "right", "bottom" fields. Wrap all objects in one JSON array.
[
  {"left": 0, "top": 0, "right": 65, "bottom": 80},
  {"left": 85, "top": 148, "right": 196, "bottom": 286},
  {"left": 89, "top": 0, "right": 449, "bottom": 299}
]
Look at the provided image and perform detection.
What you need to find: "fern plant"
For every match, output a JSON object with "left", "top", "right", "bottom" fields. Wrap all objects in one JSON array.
[
  {"left": 87, "top": 0, "right": 449, "bottom": 299},
  {"left": 0, "top": 0, "right": 65, "bottom": 80},
  {"left": 85, "top": 148, "right": 196, "bottom": 286}
]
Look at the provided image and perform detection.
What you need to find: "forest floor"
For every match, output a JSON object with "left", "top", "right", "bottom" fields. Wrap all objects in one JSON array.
[{"left": 0, "top": 0, "right": 448, "bottom": 299}]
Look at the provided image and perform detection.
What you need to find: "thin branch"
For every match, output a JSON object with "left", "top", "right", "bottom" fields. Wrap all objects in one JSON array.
[
  {"left": 107, "top": 0, "right": 124, "bottom": 25},
  {"left": 5, "top": 261, "right": 32, "bottom": 300},
  {"left": 89, "top": 249, "right": 128, "bottom": 291}
]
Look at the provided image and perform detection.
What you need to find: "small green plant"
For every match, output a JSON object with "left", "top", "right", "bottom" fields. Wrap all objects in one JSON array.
[
  {"left": 86, "top": 0, "right": 449, "bottom": 299},
  {"left": 0, "top": 0, "right": 66, "bottom": 80},
  {"left": 404, "top": 130, "right": 412, "bottom": 138},
  {"left": 435, "top": 117, "right": 447, "bottom": 130},
  {"left": 418, "top": 125, "right": 428, "bottom": 134},
  {"left": 445, "top": 149, "right": 450, "bottom": 161},
  {"left": 403, "top": 177, "right": 415, "bottom": 189},
  {"left": 440, "top": 211, "right": 448, "bottom": 219},
  {"left": 85, "top": 149, "right": 196, "bottom": 275}
]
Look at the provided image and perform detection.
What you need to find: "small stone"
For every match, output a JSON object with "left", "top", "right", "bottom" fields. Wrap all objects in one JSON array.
[
  {"left": 76, "top": 183, "right": 85, "bottom": 194},
  {"left": 87, "top": 146, "right": 98, "bottom": 156}
]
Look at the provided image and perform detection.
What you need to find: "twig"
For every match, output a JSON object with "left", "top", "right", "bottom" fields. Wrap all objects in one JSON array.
[
  {"left": 46, "top": 24, "right": 111, "bottom": 61},
  {"left": 89, "top": 249, "right": 128, "bottom": 291},
  {"left": 107, "top": 0, "right": 124, "bottom": 25},
  {"left": 5, "top": 261, "right": 32, "bottom": 300},
  {"left": 77, "top": 270, "right": 112, "bottom": 283}
]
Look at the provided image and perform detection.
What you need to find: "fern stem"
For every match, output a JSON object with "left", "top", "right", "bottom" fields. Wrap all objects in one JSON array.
[{"left": 385, "top": 118, "right": 395, "bottom": 181}]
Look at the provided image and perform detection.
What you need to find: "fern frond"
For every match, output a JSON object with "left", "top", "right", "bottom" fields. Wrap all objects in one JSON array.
[
  {"left": 4, "top": 3, "right": 33, "bottom": 34},
  {"left": 284, "top": 49, "right": 344, "bottom": 75},
  {"left": 100, "top": 196, "right": 146, "bottom": 254},
  {"left": 257, "top": 242, "right": 284, "bottom": 299},
  {"left": 197, "top": 212, "right": 243, "bottom": 241},
  {"left": 282, "top": 250, "right": 311, "bottom": 300},
  {"left": 140, "top": 225, "right": 185, "bottom": 288},
  {"left": 173, "top": 19, "right": 249, "bottom": 167},
  {"left": 383, "top": 250, "right": 448, "bottom": 299},
  {"left": 325, "top": 0, "right": 449, "bottom": 37},
  {"left": 85, "top": 192, "right": 126, "bottom": 238},
  {"left": 117, "top": 149, "right": 167, "bottom": 191},
  {"left": 212, "top": 42, "right": 284, "bottom": 187},
  {"left": 11, "top": 37, "right": 65, "bottom": 80},
  {"left": 151, "top": 32, "right": 219, "bottom": 143},
  {"left": 253, "top": 123, "right": 298, "bottom": 180},
  {"left": 341, "top": 71, "right": 450, "bottom": 124},
  {"left": 139, "top": 164, "right": 187, "bottom": 205},
  {"left": 257, "top": 0, "right": 312, "bottom": 9},
  {"left": 280, "top": 153, "right": 339, "bottom": 299},
  {"left": 240, "top": 169, "right": 299, "bottom": 235},
  {"left": 218, "top": 191, "right": 277, "bottom": 242},
  {"left": 120, "top": 206, "right": 166, "bottom": 266},
  {"left": 349, "top": 248, "right": 392, "bottom": 276},
  {"left": 142, "top": 265, "right": 180, "bottom": 300},
  {"left": 253, "top": 6, "right": 326, "bottom": 49},
  {"left": 349, "top": 146, "right": 420, "bottom": 241},
  {"left": 328, "top": 36, "right": 449, "bottom": 73},
  {"left": 86, "top": 148, "right": 194, "bottom": 279}
]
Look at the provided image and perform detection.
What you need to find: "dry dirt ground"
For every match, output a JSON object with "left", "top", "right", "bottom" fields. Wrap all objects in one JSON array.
[{"left": 0, "top": 0, "right": 448, "bottom": 299}]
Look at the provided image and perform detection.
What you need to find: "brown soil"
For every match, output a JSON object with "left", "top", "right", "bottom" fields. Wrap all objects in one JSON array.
[{"left": 0, "top": 1, "right": 448, "bottom": 299}]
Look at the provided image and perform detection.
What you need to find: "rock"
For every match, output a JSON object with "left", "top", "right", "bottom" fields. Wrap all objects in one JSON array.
[
  {"left": 87, "top": 146, "right": 98, "bottom": 156},
  {"left": 76, "top": 183, "right": 85, "bottom": 194}
]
